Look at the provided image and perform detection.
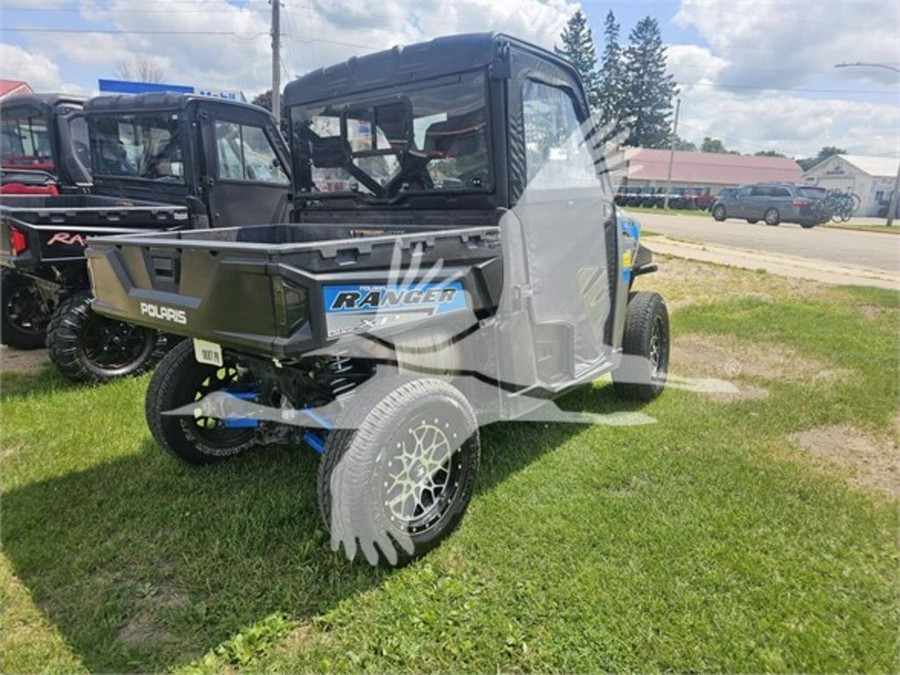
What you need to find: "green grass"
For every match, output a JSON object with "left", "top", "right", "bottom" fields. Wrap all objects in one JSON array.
[{"left": 2, "top": 264, "right": 898, "bottom": 673}]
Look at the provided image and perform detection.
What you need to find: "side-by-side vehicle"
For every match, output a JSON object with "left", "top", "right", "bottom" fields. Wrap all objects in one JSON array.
[
  {"left": 0, "top": 94, "right": 290, "bottom": 380},
  {"left": 87, "top": 33, "right": 670, "bottom": 564}
]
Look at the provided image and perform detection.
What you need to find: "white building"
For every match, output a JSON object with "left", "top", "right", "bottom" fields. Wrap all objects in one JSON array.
[{"left": 802, "top": 155, "right": 900, "bottom": 218}]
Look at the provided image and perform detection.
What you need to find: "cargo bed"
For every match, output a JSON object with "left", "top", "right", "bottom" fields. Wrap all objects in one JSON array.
[
  {"left": 0, "top": 194, "right": 188, "bottom": 271},
  {"left": 87, "top": 223, "right": 502, "bottom": 359}
]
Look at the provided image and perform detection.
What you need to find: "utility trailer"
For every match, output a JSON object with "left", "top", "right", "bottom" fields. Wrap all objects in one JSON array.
[
  {"left": 88, "top": 33, "right": 669, "bottom": 565},
  {"left": 0, "top": 94, "right": 291, "bottom": 381}
]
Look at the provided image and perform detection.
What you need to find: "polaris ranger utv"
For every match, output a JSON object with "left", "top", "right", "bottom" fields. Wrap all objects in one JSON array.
[
  {"left": 0, "top": 93, "right": 92, "bottom": 191},
  {"left": 0, "top": 93, "right": 291, "bottom": 380},
  {"left": 87, "top": 33, "right": 669, "bottom": 565},
  {"left": 1, "top": 94, "right": 93, "bottom": 348}
]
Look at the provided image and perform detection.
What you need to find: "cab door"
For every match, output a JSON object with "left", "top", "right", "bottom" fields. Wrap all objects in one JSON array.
[
  {"left": 200, "top": 105, "right": 291, "bottom": 228},
  {"left": 509, "top": 76, "right": 616, "bottom": 386}
]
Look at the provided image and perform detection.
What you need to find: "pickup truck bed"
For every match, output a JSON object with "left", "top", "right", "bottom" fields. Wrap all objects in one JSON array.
[
  {"left": 1, "top": 195, "right": 189, "bottom": 273},
  {"left": 87, "top": 223, "right": 502, "bottom": 359}
]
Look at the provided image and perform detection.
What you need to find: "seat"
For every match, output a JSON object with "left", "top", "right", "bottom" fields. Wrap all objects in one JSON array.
[{"left": 423, "top": 110, "right": 487, "bottom": 159}]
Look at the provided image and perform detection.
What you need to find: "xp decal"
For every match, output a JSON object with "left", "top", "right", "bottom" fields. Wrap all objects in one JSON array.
[{"left": 323, "top": 281, "right": 468, "bottom": 337}]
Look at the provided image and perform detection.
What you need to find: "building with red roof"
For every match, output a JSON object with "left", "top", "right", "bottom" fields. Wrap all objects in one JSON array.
[
  {"left": 0, "top": 80, "right": 34, "bottom": 99},
  {"left": 621, "top": 147, "right": 804, "bottom": 195}
]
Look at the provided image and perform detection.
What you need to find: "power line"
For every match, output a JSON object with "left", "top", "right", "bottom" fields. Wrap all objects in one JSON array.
[{"left": 2, "top": 27, "right": 267, "bottom": 36}]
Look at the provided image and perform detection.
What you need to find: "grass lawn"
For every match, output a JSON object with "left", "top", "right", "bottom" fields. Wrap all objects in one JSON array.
[{"left": 2, "top": 259, "right": 898, "bottom": 672}]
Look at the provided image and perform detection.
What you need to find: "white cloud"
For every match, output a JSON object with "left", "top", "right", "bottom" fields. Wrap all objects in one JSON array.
[
  {"left": 675, "top": 83, "right": 899, "bottom": 157},
  {"left": 0, "top": 42, "right": 66, "bottom": 90},
  {"left": 674, "top": 0, "right": 899, "bottom": 89},
  {"left": 667, "top": 0, "right": 899, "bottom": 156},
  {"left": 666, "top": 44, "right": 727, "bottom": 86}
]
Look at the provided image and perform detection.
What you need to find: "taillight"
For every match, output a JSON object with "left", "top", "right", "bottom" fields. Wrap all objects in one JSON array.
[
  {"left": 10, "top": 226, "right": 28, "bottom": 256},
  {"left": 791, "top": 199, "right": 807, "bottom": 207}
]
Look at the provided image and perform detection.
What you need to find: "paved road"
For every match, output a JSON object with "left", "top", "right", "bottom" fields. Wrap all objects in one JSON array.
[{"left": 632, "top": 212, "right": 900, "bottom": 273}]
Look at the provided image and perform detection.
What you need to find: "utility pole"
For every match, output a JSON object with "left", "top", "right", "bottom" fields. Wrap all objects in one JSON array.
[
  {"left": 271, "top": 0, "right": 281, "bottom": 121},
  {"left": 887, "top": 160, "right": 899, "bottom": 226},
  {"left": 663, "top": 97, "right": 680, "bottom": 211}
]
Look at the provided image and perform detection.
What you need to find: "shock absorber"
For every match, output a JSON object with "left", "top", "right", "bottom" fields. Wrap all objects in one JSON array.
[{"left": 328, "top": 352, "right": 357, "bottom": 398}]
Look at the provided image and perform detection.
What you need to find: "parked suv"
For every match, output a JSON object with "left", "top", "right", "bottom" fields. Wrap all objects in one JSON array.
[{"left": 711, "top": 183, "right": 827, "bottom": 228}]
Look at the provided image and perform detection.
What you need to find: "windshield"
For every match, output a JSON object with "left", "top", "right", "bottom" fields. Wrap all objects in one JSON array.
[
  {"left": 292, "top": 71, "right": 490, "bottom": 199},
  {"left": 1, "top": 107, "right": 54, "bottom": 171},
  {"left": 88, "top": 112, "right": 185, "bottom": 182}
]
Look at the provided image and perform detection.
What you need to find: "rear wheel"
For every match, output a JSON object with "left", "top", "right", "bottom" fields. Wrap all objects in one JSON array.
[
  {"left": 318, "top": 377, "right": 480, "bottom": 566},
  {"left": 1, "top": 271, "right": 49, "bottom": 350},
  {"left": 613, "top": 292, "right": 669, "bottom": 402},
  {"left": 146, "top": 339, "right": 259, "bottom": 465},
  {"left": 47, "top": 291, "right": 165, "bottom": 383},
  {"left": 764, "top": 208, "right": 781, "bottom": 226},
  {"left": 712, "top": 204, "right": 726, "bottom": 221}
]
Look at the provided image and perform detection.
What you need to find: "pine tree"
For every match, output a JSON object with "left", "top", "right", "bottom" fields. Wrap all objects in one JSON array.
[
  {"left": 620, "top": 17, "right": 678, "bottom": 149},
  {"left": 554, "top": 10, "right": 601, "bottom": 111},
  {"left": 597, "top": 11, "right": 625, "bottom": 132}
]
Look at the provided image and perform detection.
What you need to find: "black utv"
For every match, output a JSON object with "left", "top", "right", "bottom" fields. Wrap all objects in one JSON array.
[
  {"left": 87, "top": 33, "right": 669, "bottom": 565},
  {"left": 0, "top": 94, "right": 290, "bottom": 381}
]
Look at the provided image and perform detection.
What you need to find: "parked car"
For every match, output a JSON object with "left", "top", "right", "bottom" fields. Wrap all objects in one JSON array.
[
  {"left": 710, "top": 183, "right": 827, "bottom": 228},
  {"left": 709, "top": 187, "right": 737, "bottom": 211}
]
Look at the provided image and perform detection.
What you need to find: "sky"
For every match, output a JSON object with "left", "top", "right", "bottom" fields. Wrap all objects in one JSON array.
[{"left": 1, "top": 0, "right": 898, "bottom": 159}]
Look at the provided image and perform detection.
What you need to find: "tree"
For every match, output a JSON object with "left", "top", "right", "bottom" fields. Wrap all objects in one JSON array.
[
  {"left": 555, "top": 10, "right": 601, "bottom": 111},
  {"left": 597, "top": 11, "right": 625, "bottom": 133},
  {"left": 620, "top": 17, "right": 678, "bottom": 148},
  {"left": 701, "top": 136, "right": 729, "bottom": 153},
  {"left": 116, "top": 59, "right": 165, "bottom": 83},
  {"left": 673, "top": 135, "right": 697, "bottom": 151},
  {"left": 754, "top": 150, "right": 786, "bottom": 157},
  {"left": 253, "top": 90, "right": 272, "bottom": 111},
  {"left": 797, "top": 145, "right": 846, "bottom": 171}
]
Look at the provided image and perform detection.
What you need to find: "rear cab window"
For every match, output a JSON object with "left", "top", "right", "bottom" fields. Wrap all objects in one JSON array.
[{"left": 1, "top": 106, "right": 54, "bottom": 171}]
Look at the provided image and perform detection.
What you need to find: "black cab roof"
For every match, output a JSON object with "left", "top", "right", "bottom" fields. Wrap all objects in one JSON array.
[
  {"left": 83, "top": 93, "right": 271, "bottom": 117},
  {"left": 0, "top": 93, "right": 85, "bottom": 113},
  {"left": 283, "top": 32, "right": 580, "bottom": 107}
]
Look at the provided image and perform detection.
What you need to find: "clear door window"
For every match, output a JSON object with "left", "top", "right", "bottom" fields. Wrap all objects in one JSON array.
[
  {"left": 522, "top": 80, "right": 596, "bottom": 190},
  {"left": 215, "top": 121, "right": 288, "bottom": 184}
]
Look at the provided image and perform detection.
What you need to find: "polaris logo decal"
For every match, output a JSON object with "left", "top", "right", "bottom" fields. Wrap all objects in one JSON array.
[
  {"left": 323, "top": 281, "right": 468, "bottom": 337},
  {"left": 140, "top": 302, "right": 187, "bottom": 325}
]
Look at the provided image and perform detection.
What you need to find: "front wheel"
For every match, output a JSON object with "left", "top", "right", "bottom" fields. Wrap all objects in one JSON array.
[
  {"left": 712, "top": 204, "right": 726, "bottom": 221},
  {"left": 318, "top": 377, "right": 480, "bottom": 566},
  {"left": 47, "top": 291, "right": 165, "bottom": 383},
  {"left": 146, "top": 339, "right": 259, "bottom": 465},
  {"left": 1, "top": 271, "right": 50, "bottom": 349},
  {"left": 612, "top": 292, "right": 670, "bottom": 401},
  {"left": 764, "top": 208, "right": 781, "bottom": 226}
]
